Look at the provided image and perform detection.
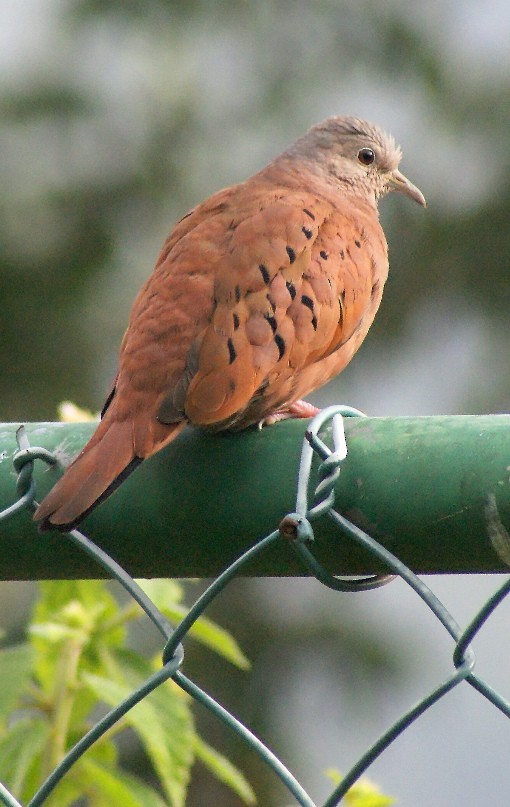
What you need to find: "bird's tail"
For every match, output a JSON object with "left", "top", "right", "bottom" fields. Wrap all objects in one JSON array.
[{"left": 33, "top": 416, "right": 183, "bottom": 531}]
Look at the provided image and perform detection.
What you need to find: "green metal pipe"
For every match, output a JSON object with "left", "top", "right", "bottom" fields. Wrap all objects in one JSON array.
[{"left": 1, "top": 416, "right": 510, "bottom": 580}]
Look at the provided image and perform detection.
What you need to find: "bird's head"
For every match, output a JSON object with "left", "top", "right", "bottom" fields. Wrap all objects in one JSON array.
[{"left": 289, "top": 115, "right": 426, "bottom": 208}]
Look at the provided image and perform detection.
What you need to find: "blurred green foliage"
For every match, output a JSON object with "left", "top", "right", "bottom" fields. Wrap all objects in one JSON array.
[
  {"left": 0, "top": 579, "right": 253, "bottom": 805},
  {"left": 2, "top": 3, "right": 510, "bottom": 805}
]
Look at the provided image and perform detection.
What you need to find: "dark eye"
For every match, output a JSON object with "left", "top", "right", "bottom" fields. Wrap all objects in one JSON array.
[{"left": 357, "top": 148, "right": 375, "bottom": 166}]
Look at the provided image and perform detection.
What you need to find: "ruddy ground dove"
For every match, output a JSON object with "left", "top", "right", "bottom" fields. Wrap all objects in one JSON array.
[{"left": 34, "top": 116, "right": 425, "bottom": 530}]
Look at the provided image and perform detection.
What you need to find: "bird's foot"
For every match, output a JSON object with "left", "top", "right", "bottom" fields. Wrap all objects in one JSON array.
[{"left": 259, "top": 400, "right": 321, "bottom": 428}]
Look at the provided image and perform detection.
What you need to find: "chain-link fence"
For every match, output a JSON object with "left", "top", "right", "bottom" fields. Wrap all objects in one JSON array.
[{"left": 1, "top": 405, "right": 510, "bottom": 806}]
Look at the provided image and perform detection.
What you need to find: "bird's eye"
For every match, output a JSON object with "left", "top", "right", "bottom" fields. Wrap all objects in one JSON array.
[{"left": 357, "top": 148, "right": 375, "bottom": 166}]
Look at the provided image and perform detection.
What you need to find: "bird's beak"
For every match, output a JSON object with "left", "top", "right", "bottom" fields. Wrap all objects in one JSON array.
[{"left": 389, "top": 169, "right": 426, "bottom": 207}]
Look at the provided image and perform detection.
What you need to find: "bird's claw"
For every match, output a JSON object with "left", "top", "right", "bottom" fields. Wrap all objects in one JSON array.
[{"left": 258, "top": 400, "right": 321, "bottom": 429}]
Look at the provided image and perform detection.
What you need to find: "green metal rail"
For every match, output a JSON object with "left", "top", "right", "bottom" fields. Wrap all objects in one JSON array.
[{"left": 1, "top": 415, "right": 510, "bottom": 580}]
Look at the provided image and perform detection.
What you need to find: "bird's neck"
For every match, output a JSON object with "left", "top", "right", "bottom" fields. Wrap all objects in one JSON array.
[{"left": 254, "top": 155, "right": 380, "bottom": 215}]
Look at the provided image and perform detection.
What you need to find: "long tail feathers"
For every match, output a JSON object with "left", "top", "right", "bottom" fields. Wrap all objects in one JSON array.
[{"left": 34, "top": 418, "right": 183, "bottom": 531}]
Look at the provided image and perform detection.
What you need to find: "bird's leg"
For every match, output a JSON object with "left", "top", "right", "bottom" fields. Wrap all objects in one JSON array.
[{"left": 259, "top": 400, "right": 321, "bottom": 428}]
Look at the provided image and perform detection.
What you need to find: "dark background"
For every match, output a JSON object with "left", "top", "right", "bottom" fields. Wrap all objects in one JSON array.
[{"left": 2, "top": 2, "right": 510, "bottom": 805}]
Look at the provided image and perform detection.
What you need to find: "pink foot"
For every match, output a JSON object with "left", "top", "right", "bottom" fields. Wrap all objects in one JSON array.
[{"left": 259, "top": 400, "right": 321, "bottom": 428}]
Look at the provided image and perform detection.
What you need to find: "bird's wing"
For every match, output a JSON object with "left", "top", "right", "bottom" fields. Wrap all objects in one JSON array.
[{"left": 175, "top": 188, "right": 387, "bottom": 428}]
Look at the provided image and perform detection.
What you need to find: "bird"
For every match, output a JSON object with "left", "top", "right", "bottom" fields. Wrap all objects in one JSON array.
[{"left": 34, "top": 115, "right": 425, "bottom": 531}]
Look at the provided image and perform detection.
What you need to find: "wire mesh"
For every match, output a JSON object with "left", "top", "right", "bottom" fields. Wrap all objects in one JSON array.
[{"left": 1, "top": 406, "right": 510, "bottom": 806}]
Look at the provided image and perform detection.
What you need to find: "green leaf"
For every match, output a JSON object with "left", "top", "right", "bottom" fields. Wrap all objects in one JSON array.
[
  {"left": 0, "top": 717, "right": 48, "bottom": 799},
  {"left": 32, "top": 582, "right": 124, "bottom": 644},
  {"left": 159, "top": 603, "right": 250, "bottom": 670},
  {"left": 33, "top": 581, "right": 115, "bottom": 621},
  {"left": 325, "top": 770, "right": 395, "bottom": 807},
  {"left": 83, "top": 653, "right": 194, "bottom": 807},
  {"left": 136, "top": 579, "right": 249, "bottom": 668},
  {"left": 347, "top": 793, "right": 395, "bottom": 807},
  {"left": 29, "top": 736, "right": 122, "bottom": 807},
  {"left": 31, "top": 581, "right": 125, "bottom": 699},
  {"left": 194, "top": 736, "right": 256, "bottom": 805},
  {"left": 135, "top": 579, "right": 183, "bottom": 609},
  {"left": 81, "top": 733, "right": 118, "bottom": 769},
  {"left": 73, "top": 757, "right": 167, "bottom": 807},
  {"left": 0, "top": 644, "right": 33, "bottom": 721},
  {"left": 29, "top": 621, "right": 83, "bottom": 644},
  {"left": 117, "top": 773, "right": 168, "bottom": 807}
]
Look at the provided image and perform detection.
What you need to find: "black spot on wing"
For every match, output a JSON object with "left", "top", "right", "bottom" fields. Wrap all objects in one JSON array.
[
  {"left": 301, "top": 294, "right": 318, "bottom": 331},
  {"left": 266, "top": 293, "right": 277, "bottom": 313},
  {"left": 259, "top": 264, "right": 270, "bottom": 284},
  {"left": 264, "top": 313, "right": 278, "bottom": 333},
  {"left": 227, "top": 338, "right": 236, "bottom": 364},
  {"left": 286, "top": 246, "right": 296, "bottom": 264},
  {"left": 286, "top": 280, "right": 296, "bottom": 300},
  {"left": 338, "top": 295, "right": 344, "bottom": 325},
  {"left": 274, "top": 334, "right": 286, "bottom": 360}
]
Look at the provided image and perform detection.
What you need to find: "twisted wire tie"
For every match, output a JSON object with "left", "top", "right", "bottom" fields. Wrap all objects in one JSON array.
[{"left": 279, "top": 406, "right": 394, "bottom": 592}]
